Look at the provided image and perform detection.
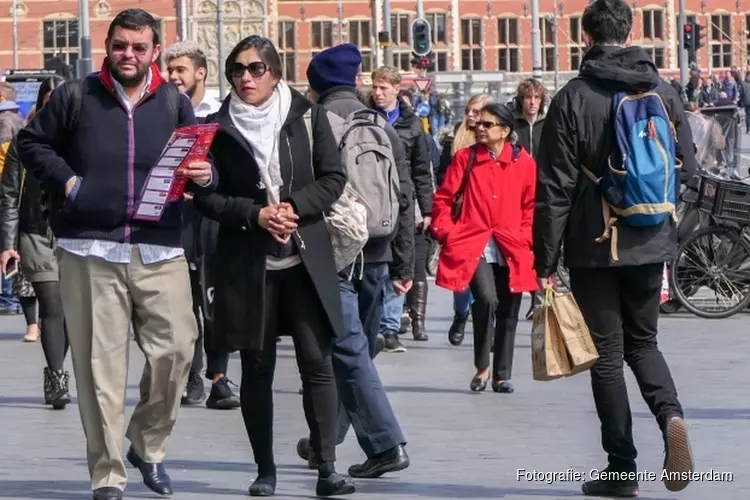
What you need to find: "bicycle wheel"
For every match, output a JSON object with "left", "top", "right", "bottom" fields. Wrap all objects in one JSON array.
[{"left": 669, "top": 225, "right": 750, "bottom": 319}]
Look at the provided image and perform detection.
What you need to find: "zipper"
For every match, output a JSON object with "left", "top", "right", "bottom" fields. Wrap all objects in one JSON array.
[
  {"left": 285, "top": 133, "right": 305, "bottom": 250},
  {"left": 652, "top": 129, "right": 670, "bottom": 201}
]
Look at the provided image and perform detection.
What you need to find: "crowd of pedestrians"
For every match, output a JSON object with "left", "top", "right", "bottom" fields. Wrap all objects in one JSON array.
[{"left": 0, "top": 0, "right": 700, "bottom": 498}]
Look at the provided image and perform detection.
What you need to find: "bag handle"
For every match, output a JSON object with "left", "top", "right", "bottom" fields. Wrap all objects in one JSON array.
[{"left": 455, "top": 144, "right": 478, "bottom": 201}]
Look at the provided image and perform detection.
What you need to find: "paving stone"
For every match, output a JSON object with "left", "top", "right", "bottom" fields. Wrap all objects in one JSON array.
[{"left": 0, "top": 284, "right": 746, "bottom": 499}]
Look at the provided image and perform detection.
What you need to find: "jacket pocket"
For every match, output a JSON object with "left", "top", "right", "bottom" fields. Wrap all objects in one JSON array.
[{"left": 64, "top": 177, "right": 123, "bottom": 229}]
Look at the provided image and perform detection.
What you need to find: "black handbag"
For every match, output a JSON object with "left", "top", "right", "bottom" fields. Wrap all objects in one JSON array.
[{"left": 451, "top": 144, "right": 478, "bottom": 223}]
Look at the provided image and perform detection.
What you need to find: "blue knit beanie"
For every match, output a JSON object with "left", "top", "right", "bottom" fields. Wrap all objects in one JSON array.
[{"left": 307, "top": 44, "right": 363, "bottom": 95}]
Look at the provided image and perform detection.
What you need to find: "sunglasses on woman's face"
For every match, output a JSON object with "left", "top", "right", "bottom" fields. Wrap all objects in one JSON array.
[
  {"left": 476, "top": 120, "right": 501, "bottom": 129},
  {"left": 231, "top": 61, "right": 268, "bottom": 78}
]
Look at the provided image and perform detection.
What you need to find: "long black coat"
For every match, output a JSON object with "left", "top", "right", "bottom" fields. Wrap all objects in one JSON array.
[{"left": 194, "top": 88, "right": 346, "bottom": 351}]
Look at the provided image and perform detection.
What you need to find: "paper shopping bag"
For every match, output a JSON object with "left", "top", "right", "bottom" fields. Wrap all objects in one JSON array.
[
  {"left": 550, "top": 291, "right": 599, "bottom": 376},
  {"left": 531, "top": 289, "right": 572, "bottom": 381}
]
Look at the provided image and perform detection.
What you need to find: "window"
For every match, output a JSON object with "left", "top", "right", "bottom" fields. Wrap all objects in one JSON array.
[
  {"left": 277, "top": 21, "right": 296, "bottom": 82},
  {"left": 642, "top": 9, "right": 665, "bottom": 40},
  {"left": 393, "top": 52, "right": 412, "bottom": 71},
  {"left": 643, "top": 47, "right": 666, "bottom": 68},
  {"left": 349, "top": 20, "right": 373, "bottom": 74},
  {"left": 710, "top": 14, "right": 732, "bottom": 68},
  {"left": 42, "top": 19, "right": 80, "bottom": 66},
  {"left": 569, "top": 16, "right": 585, "bottom": 71},
  {"left": 712, "top": 43, "right": 732, "bottom": 68},
  {"left": 540, "top": 17, "right": 555, "bottom": 71},
  {"left": 311, "top": 21, "right": 334, "bottom": 51},
  {"left": 425, "top": 13, "right": 448, "bottom": 71},
  {"left": 497, "top": 18, "right": 520, "bottom": 72},
  {"left": 426, "top": 13, "right": 447, "bottom": 44},
  {"left": 460, "top": 18, "right": 482, "bottom": 71},
  {"left": 711, "top": 14, "right": 731, "bottom": 42},
  {"left": 390, "top": 13, "right": 410, "bottom": 45}
]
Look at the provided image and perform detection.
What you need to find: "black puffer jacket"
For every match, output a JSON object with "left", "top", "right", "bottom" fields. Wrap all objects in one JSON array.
[{"left": 533, "top": 45, "right": 698, "bottom": 276}]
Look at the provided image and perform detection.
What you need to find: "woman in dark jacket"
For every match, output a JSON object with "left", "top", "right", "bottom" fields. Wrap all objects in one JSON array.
[
  {"left": 0, "top": 75, "right": 71, "bottom": 409},
  {"left": 194, "top": 36, "right": 354, "bottom": 497}
]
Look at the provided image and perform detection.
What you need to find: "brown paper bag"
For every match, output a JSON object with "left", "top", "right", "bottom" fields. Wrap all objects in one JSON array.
[
  {"left": 550, "top": 291, "right": 599, "bottom": 376},
  {"left": 531, "top": 289, "right": 572, "bottom": 381}
]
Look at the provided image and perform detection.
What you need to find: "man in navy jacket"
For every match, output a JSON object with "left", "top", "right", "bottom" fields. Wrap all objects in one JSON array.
[{"left": 16, "top": 9, "right": 216, "bottom": 500}]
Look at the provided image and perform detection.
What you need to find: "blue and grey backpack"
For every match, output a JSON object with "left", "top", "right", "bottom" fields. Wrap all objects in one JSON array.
[{"left": 584, "top": 90, "right": 681, "bottom": 260}]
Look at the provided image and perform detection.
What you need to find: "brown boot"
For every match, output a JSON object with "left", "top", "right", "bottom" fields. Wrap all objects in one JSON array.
[{"left": 407, "top": 281, "right": 429, "bottom": 341}]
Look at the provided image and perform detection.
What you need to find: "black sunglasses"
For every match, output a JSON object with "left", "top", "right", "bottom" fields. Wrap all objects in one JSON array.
[
  {"left": 231, "top": 61, "right": 268, "bottom": 78},
  {"left": 476, "top": 120, "right": 502, "bottom": 129}
]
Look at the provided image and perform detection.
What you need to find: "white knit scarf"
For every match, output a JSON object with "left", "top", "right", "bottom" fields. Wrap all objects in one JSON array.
[{"left": 229, "top": 80, "right": 292, "bottom": 204}]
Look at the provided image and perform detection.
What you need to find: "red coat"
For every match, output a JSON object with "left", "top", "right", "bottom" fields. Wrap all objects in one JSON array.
[{"left": 431, "top": 142, "right": 539, "bottom": 294}]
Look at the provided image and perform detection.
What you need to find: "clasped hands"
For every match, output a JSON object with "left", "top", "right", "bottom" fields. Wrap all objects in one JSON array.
[{"left": 258, "top": 203, "right": 299, "bottom": 244}]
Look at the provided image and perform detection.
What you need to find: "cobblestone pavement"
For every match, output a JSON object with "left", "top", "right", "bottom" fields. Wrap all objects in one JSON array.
[{"left": 0, "top": 285, "right": 747, "bottom": 499}]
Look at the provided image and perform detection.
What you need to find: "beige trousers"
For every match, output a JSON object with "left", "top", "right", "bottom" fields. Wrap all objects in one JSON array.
[{"left": 58, "top": 247, "right": 198, "bottom": 490}]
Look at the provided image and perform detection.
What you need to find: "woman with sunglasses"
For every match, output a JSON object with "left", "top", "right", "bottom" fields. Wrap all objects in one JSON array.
[
  {"left": 430, "top": 103, "right": 539, "bottom": 394},
  {"left": 194, "top": 36, "right": 354, "bottom": 497},
  {"left": 436, "top": 93, "right": 492, "bottom": 346}
]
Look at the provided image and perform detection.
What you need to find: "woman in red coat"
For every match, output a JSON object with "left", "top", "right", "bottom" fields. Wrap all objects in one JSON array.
[{"left": 430, "top": 102, "right": 538, "bottom": 393}]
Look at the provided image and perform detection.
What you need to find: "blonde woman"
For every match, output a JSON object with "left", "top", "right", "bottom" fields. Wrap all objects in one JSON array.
[{"left": 437, "top": 93, "right": 492, "bottom": 346}]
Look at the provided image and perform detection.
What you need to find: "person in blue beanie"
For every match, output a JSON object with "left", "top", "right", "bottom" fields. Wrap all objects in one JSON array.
[{"left": 295, "top": 43, "right": 413, "bottom": 479}]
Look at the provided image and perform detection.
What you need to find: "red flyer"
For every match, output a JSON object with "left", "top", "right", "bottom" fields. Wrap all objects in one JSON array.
[{"left": 133, "top": 123, "right": 219, "bottom": 222}]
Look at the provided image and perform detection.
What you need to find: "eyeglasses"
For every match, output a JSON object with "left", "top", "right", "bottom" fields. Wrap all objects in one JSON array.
[
  {"left": 231, "top": 61, "right": 268, "bottom": 78},
  {"left": 110, "top": 40, "right": 150, "bottom": 56},
  {"left": 476, "top": 120, "right": 501, "bottom": 129}
]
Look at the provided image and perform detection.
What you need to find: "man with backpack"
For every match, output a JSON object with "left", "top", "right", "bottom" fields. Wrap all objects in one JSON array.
[
  {"left": 16, "top": 9, "right": 216, "bottom": 500},
  {"left": 533, "top": 0, "right": 698, "bottom": 497},
  {"left": 296, "top": 43, "right": 413, "bottom": 478}
]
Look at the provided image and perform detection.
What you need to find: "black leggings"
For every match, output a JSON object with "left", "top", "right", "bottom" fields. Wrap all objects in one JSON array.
[
  {"left": 19, "top": 297, "right": 37, "bottom": 326},
  {"left": 31, "top": 281, "right": 68, "bottom": 372},
  {"left": 240, "top": 265, "right": 337, "bottom": 475}
]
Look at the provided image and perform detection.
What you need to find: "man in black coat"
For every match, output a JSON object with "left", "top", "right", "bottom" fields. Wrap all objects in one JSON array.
[
  {"left": 295, "top": 43, "right": 413, "bottom": 479},
  {"left": 533, "top": 0, "right": 698, "bottom": 497},
  {"left": 369, "top": 67, "right": 433, "bottom": 352}
]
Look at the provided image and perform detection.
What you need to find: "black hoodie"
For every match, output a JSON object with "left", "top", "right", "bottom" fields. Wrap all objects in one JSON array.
[{"left": 533, "top": 45, "right": 698, "bottom": 276}]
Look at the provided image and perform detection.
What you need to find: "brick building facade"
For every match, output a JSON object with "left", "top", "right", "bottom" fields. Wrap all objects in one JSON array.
[{"left": 1, "top": 0, "right": 748, "bottom": 86}]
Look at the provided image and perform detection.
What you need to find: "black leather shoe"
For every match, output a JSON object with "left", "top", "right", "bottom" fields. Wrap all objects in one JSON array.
[
  {"left": 315, "top": 472, "right": 355, "bottom": 497},
  {"left": 348, "top": 444, "right": 410, "bottom": 478},
  {"left": 248, "top": 475, "right": 277, "bottom": 496},
  {"left": 126, "top": 447, "right": 173, "bottom": 496},
  {"left": 448, "top": 314, "right": 468, "bottom": 346},
  {"left": 470, "top": 376, "right": 488, "bottom": 392},
  {"left": 296, "top": 437, "right": 321, "bottom": 469},
  {"left": 93, "top": 487, "right": 123, "bottom": 500},
  {"left": 492, "top": 380, "right": 514, "bottom": 393}
]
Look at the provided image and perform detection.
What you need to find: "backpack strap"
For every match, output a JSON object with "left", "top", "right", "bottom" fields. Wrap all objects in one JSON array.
[
  {"left": 162, "top": 83, "right": 182, "bottom": 126},
  {"left": 581, "top": 165, "right": 620, "bottom": 261},
  {"left": 65, "top": 79, "right": 84, "bottom": 134}
]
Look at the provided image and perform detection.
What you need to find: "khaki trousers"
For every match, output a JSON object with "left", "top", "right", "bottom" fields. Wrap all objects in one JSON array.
[{"left": 58, "top": 247, "right": 198, "bottom": 490}]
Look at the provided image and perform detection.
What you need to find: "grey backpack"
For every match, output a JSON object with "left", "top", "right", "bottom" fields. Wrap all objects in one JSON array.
[
  {"left": 303, "top": 107, "right": 400, "bottom": 272},
  {"left": 329, "top": 109, "right": 400, "bottom": 239}
]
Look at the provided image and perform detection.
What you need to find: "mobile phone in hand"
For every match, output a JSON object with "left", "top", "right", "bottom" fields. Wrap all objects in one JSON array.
[{"left": 4, "top": 258, "right": 18, "bottom": 279}]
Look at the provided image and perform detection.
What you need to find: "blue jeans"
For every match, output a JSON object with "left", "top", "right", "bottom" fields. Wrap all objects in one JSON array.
[
  {"left": 0, "top": 276, "right": 19, "bottom": 309},
  {"left": 454, "top": 288, "right": 473, "bottom": 318},
  {"left": 335, "top": 262, "right": 406, "bottom": 456},
  {"left": 378, "top": 280, "right": 405, "bottom": 334}
]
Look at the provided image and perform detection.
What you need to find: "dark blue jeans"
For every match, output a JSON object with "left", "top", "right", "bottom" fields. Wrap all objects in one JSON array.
[{"left": 334, "top": 262, "right": 406, "bottom": 457}]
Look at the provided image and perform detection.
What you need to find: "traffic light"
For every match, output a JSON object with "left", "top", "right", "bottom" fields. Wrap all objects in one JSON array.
[
  {"left": 410, "top": 18, "right": 431, "bottom": 57},
  {"left": 694, "top": 24, "right": 704, "bottom": 50},
  {"left": 682, "top": 23, "right": 693, "bottom": 51}
]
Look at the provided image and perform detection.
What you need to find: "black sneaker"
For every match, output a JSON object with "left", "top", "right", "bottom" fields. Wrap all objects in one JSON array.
[
  {"left": 206, "top": 377, "right": 241, "bottom": 410},
  {"left": 181, "top": 369, "right": 205, "bottom": 405},
  {"left": 382, "top": 333, "right": 407, "bottom": 353},
  {"left": 582, "top": 468, "right": 639, "bottom": 497},
  {"left": 663, "top": 416, "right": 693, "bottom": 492},
  {"left": 373, "top": 334, "right": 386, "bottom": 358}
]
